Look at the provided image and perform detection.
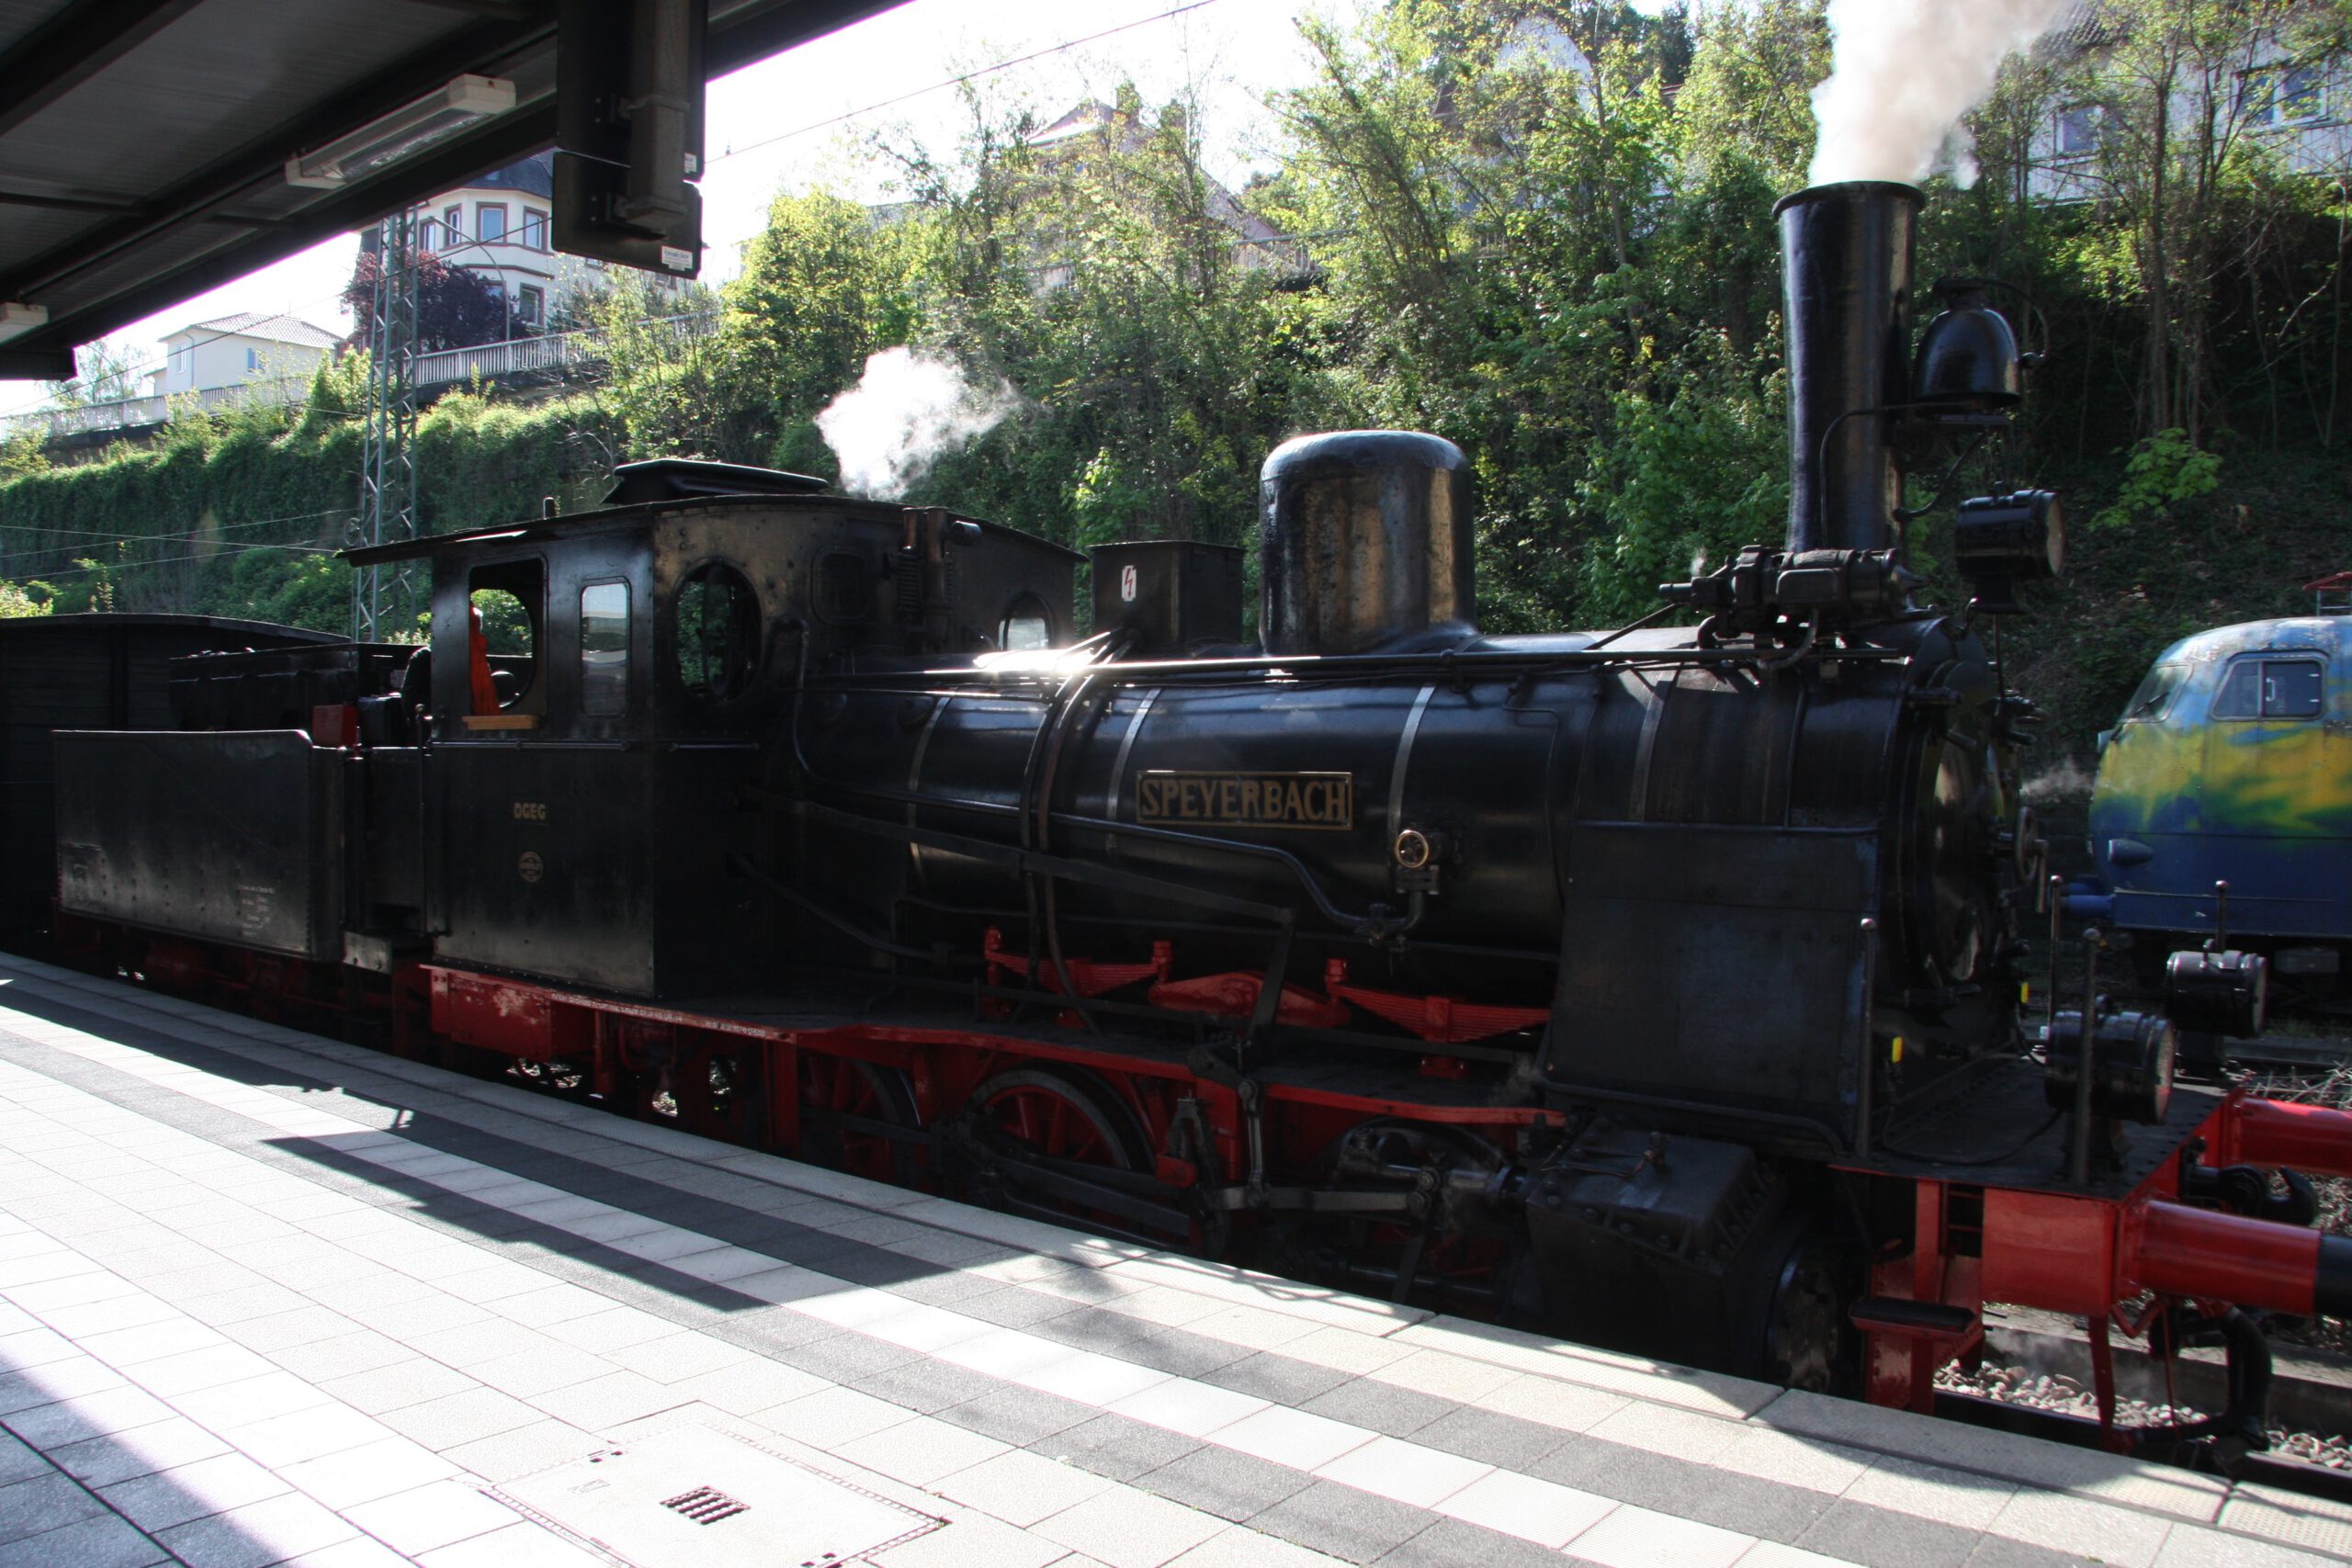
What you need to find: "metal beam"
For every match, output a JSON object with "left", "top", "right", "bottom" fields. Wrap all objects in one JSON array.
[
  {"left": 0, "top": 0, "right": 208, "bottom": 140},
  {"left": 0, "top": 349, "right": 75, "bottom": 379},
  {"left": 0, "top": 0, "right": 910, "bottom": 371},
  {"left": 0, "top": 190, "right": 144, "bottom": 216},
  {"left": 398, "top": 0, "right": 545, "bottom": 17},
  {"left": 707, "top": 0, "right": 903, "bottom": 69},
  {"left": 9, "top": 102, "right": 562, "bottom": 364},
  {"left": 0, "top": 11, "right": 558, "bottom": 304}
]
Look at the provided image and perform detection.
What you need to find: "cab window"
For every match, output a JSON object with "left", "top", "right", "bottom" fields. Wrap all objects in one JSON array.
[
  {"left": 580, "top": 581, "right": 629, "bottom": 716},
  {"left": 2120, "top": 664, "right": 2185, "bottom": 723},
  {"left": 466, "top": 559, "right": 543, "bottom": 715},
  {"left": 999, "top": 593, "right": 1053, "bottom": 652},
  {"left": 673, "top": 562, "right": 762, "bottom": 702},
  {"left": 2211, "top": 657, "right": 2324, "bottom": 720}
]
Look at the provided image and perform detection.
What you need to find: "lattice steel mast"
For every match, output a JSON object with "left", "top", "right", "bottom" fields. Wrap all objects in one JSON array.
[{"left": 352, "top": 210, "right": 419, "bottom": 640}]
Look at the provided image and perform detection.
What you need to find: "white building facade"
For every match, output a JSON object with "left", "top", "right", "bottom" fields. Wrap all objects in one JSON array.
[
  {"left": 2028, "top": 26, "right": 2349, "bottom": 203},
  {"left": 403, "top": 152, "right": 689, "bottom": 331},
  {"left": 155, "top": 312, "right": 340, "bottom": 398}
]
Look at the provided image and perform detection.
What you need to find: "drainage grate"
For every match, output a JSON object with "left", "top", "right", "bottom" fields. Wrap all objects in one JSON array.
[
  {"left": 660, "top": 1486, "right": 750, "bottom": 1526},
  {"left": 497, "top": 1424, "right": 943, "bottom": 1567}
]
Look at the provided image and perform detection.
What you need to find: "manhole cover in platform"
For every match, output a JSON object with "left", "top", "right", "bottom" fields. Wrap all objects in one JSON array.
[{"left": 496, "top": 1425, "right": 943, "bottom": 1567}]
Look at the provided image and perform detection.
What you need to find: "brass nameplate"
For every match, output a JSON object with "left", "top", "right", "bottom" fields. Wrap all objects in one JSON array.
[{"left": 1136, "top": 771, "right": 1354, "bottom": 830}]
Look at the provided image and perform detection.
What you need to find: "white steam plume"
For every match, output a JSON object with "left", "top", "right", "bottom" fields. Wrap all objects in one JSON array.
[
  {"left": 816, "top": 347, "right": 1019, "bottom": 500},
  {"left": 1808, "top": 0, "right": 2074, "bottom": 187}
]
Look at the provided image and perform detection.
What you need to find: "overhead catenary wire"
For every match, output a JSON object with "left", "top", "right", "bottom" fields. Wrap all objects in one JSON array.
[
  {"left": 22, "top": 540, "right": 342, "bottom": 583},
  {"left": 711, "top": 0, "right": 1233, "bottom": 166},
  {"left": 0, "top": 504, "right": 355, "bottom": 544}
]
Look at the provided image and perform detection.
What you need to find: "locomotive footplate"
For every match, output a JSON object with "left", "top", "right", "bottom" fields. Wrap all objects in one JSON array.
[
  {"left": 1828, "top": 1053, "right": 2352, "bottom": 1427},
  {"left": 1852, "top": 1053, "right": 2223, "bottom": 1194}
]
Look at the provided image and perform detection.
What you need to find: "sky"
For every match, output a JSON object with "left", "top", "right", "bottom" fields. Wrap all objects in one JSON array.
[{"left": 3, "top": 0, "right": 1681, "bottom": 419}]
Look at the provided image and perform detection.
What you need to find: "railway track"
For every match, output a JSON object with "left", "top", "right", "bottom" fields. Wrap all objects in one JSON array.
[
  {"left": 1942, "top": 1315, "right": 2352, "bottom": 1501},
  {"left": 1940, "top": 1390, "right": 2352, "bottom": 1504}
]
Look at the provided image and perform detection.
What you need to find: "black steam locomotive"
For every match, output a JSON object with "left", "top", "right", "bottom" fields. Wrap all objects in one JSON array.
[{"left": 35, "top": 182, "right": 2352, "bottom": 1447}]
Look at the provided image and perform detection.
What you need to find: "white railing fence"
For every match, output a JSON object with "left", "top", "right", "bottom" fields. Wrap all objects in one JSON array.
[{"left": 1, "top": 310, "right": 718, "bottom": 445}]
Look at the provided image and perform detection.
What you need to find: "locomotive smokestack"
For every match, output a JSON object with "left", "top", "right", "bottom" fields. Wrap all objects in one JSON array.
[{"left": 1776, "top": 182, "right": 1922, "bottom": 556}]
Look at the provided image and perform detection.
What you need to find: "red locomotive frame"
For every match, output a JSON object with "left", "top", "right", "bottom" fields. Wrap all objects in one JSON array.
[{"left": 71, "top": 909, "right": 2352, "bottom": 1452}]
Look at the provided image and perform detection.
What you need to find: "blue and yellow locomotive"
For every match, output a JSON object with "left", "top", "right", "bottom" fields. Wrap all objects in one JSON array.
[{"left": 2089, "top": 575, "right": 2352, "bottom": 1006}]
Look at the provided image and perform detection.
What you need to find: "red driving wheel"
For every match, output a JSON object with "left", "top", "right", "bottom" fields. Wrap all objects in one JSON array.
[
  {"left": 798, "top": 1055, "right": 924, "bottom": 1184},
  {"left": 964, "top": 1067, "right": 1152, "bottom": 1228},
  {"left": 974, "top": 1067, "right": 1149, "bottom": 1168}
]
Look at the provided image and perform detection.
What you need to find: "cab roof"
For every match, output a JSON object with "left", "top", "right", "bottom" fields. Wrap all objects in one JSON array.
[
  {"left": 341, "top": 488, "right": 1084, "bottom": 567},
  {"left": 2150, "top": 615, "right": 2352, "bottom": 667}
]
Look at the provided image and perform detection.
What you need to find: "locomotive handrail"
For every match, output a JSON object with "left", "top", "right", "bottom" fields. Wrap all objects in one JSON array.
[
  {"left": 797, "top": 639, "right": 1912, "bottom": 689},
  {"left": 762, "top": 793, "right": 1303, "bottom": 927}
]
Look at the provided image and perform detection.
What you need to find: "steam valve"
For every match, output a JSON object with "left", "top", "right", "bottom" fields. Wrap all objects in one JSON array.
[{"left": 1953, "top": 491, "right": 2064, "bottom": 615}]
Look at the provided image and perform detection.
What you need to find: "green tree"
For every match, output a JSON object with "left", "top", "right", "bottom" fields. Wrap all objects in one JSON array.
[
  {"left": 1672, "top": 0, "right": 1828, "bottom": 185},
  {"left": 45, "top": 337, "right": 145, "bottom": 409},
  {"left": 721, "top": 189, "right": 926, "bottom": 472}
]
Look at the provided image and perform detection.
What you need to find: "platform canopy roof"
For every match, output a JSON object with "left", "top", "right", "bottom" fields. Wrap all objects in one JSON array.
[{"left": 0, "top": 0, "right": 905, "bottom": 378}]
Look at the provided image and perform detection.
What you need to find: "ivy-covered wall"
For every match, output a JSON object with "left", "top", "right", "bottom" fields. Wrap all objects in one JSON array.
[{"left": 0, "top": 387, "right": 615, "bottom": 633}]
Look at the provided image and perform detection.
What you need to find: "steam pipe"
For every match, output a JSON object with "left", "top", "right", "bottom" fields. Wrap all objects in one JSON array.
[
  {"left": 1775, "top": 181, "right": 1923, "bottom": 555},
  {"left": 2128, "top": 1199, "right": 2352, "bottom": 1319}
]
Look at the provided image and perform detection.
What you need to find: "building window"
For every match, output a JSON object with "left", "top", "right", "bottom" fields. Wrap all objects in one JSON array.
[
  {"left": 2055, "top": 105, "right": 2105, "bottom": 157},
  {"left": 444, "top": 206, "right": 462, "bottom": 243},
  {"left": 520, "top": 208, "right": 548, "bottom": 250},
  {"left": 419, "top": 217, "right": 440, "bottom": 252},
  {"left": 244, "top": 347, "right": 260, "bottom": 372},
  {"left": 517, "top": 286, "right": 544, "bottom": 326},
  {"left": 2281, "top": 64, "right": 2326, "bottom": 121},
  {"left": 476, "top": 203, "right": 507, "bottom": 243},
  {"left": 2242, "top": 64, "right": 2325, "bottom": 126}
]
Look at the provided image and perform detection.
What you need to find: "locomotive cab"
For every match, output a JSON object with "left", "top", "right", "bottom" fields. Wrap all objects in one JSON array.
[{"left": 352, "top": 463, "right": 1081, "bottom": 998}]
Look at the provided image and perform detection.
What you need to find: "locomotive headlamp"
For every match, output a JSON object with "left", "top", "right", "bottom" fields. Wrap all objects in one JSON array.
[
  {"left": 1952, "top": 490, "right": 2064, "bottom": 615},
  {"left": 2044, "top": 1008, "right": 2176, "bottom": 1125},
  {"left": 2165, "top": 948, "right": 2268, "bottom": 1039},
  {"left": 1913, "top": 285, "right": 2023, "bottom": 411}
]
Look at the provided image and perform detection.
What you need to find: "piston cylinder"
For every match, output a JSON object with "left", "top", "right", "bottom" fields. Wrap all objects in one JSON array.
[{"left": 1259, "top": 431, "right": 1475, "bottom": 657}]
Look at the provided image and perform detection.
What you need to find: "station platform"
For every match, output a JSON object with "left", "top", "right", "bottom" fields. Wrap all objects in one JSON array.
[{"left": 0, "top": 953, "right": 2345, "bottom": 1568}]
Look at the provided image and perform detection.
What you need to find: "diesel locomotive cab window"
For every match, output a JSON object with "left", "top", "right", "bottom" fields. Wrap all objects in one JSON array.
[
  {"left": 673, "top": 562, "right": 761, "bottom": 702},
  {"left": 999, "top": 594, "right": 1052, "bottom": 651},
  {"left": 580, "top": 581, "right": 629, "bottom": 716},
  {"left": 2121, "top": 664, "right": 2186, "bottom": 723},
  {"left": 2212, "top": 657, "right": 2324, "bottom": 720}
]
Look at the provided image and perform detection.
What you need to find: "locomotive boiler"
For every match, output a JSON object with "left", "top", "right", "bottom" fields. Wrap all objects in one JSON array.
[{"left": 40, "top": 181, "right": 2352, "bottom": 1460}]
